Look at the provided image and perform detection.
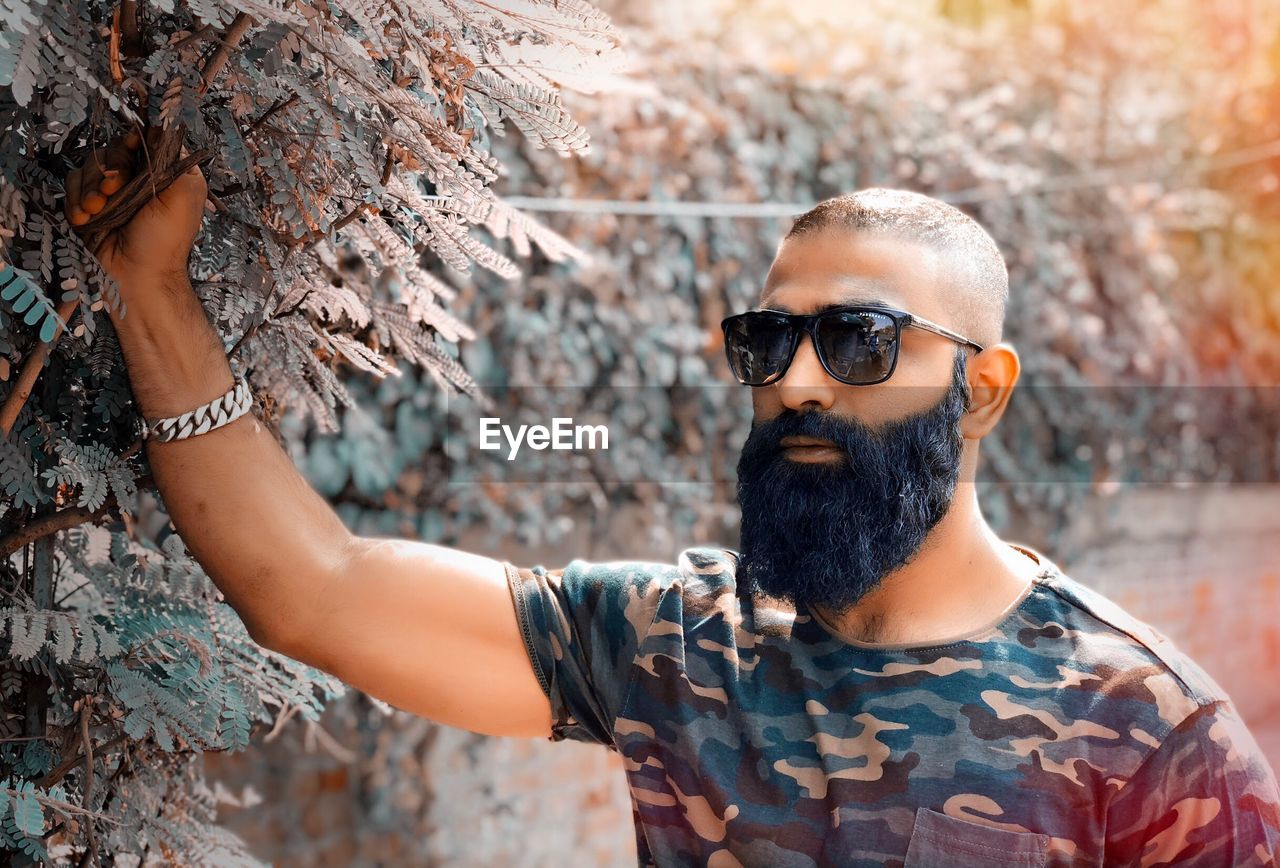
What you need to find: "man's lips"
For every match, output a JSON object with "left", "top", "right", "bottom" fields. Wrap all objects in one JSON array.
[
  {"left": 780, "top": 436, "right": 837, "bottom": 449},
  {"left": 779, "top": 436, "right": 842, "bottom": 461}
]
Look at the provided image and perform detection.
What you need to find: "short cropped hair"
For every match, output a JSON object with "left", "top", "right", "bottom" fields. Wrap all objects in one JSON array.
[{"left": 786, "top": 189, "right": 1008, "bottom": 348}]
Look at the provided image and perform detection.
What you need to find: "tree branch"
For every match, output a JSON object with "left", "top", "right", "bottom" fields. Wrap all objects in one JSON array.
[
  {"left": 199, "top": 12, "right": 254, "bottom": 95},
  {"left": 108, "top": 6, "right": 124, "bottom": 85},
  {"left": 119, "top": 0, "right": 142, "bottom": 57},
  {"left": 0, "top": 472, "right": 154, "bottom": 559},
  {"left": 0, "top": 296, "right": 79, "bottom": 438}
]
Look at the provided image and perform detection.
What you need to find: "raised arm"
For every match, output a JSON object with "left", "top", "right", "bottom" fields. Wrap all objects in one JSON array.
[{"left": 65, "top": 135, "right": 551, "bottom": 739}]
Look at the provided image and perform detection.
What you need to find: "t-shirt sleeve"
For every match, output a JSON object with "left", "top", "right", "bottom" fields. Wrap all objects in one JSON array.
[
  {"left": 502, "top": 558, "right": 674, "bottom": 747},
  {"left": 1104, "top": 698, "right": 1280, "bottom": 865}
]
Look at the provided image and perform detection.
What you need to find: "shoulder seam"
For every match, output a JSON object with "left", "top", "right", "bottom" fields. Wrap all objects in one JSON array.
[{"left": 1039, "top": 577, "right": 1214, "bottom": 712}]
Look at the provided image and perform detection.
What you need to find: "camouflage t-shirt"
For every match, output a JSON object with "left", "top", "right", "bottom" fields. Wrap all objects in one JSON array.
[{"left": 502, "top": 544, "right": 1280, "bottom": 867}]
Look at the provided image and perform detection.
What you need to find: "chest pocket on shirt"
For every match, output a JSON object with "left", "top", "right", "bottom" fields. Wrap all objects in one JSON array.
[{"left": 903, "top": 808, "right": 1049, "bottom": 868}]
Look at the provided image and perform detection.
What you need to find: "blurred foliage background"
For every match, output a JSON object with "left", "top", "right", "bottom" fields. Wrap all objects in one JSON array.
[
  {"left": 296, "top": 0, "right": 1280, "bottom": 558},
  {"left": 209, "top": 0, "right": 1280, "bottom": 863}
]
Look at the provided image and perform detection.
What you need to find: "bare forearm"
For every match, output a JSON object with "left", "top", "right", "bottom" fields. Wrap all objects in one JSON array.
[{"left": 111, "top": 270, "right": 352, "bottom": 646}]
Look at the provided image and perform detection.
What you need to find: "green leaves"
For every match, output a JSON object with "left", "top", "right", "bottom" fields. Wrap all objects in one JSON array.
[
  {"left": 0, "top": 425, "right": 47, "bottom": 510},
  {"left": 0, "top": 263, "right": 62, "bottom": 343},
  {"left": 0, "top": 607, "right": 123, "bottom": 663},
  {"left": 11, "top": 788, "right": 43, "bottom": 837},
  {"left": 0, "top": 777, "right": 66, "bottom": 861},
  {"left": 470, "top": 70, "right": 592, "bottom": 154},
  {"left": 0, "top": 518, "right": 345, "bottom": 859},
  {"left": 0, "top": 24, "right": 41, "bottom": 107},
  {"left": 41, "top": 437, "right": 139, "bottom": 512}
]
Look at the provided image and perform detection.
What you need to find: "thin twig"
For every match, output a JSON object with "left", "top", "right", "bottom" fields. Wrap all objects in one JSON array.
[
  {"left": 198, "top": 12, "right": 254, "bottom": 95},
  {"left": 276, "top": 291, "right": 314, "bottom": 321},
  {"left": 328, "top": 203, "right": 375, "bottom": 236},
  {"left": 0, "top": 788, "right": 117, "bottom": 821},
  {"left": 54, "top": 578, "right": 92, "bottom": 608},
  {"left": 37, "top": 733, "right": 127, "bottom": 790},
  {"left": 0, "top": 296, "right": 79, "bottom": 438},
  {"left": 170, "top": 23, "right": 214, "bottom": 52},
  {"left": 80, "top": 704, "right": 99, "bottom": 863},
  {"left": 108, "top": 7, "right": 124, "bottom": 85},
  {"left": 226, "top": 288, "right": 282, "bottom": 360},
  {"left": 244, "top": 94, "right": 300, "bottom": 138},
  {"left": 263, "top": 703, "right": 300, "bottom": 742},
  {"left": 312, "top": 147, "right": 396, "bottom": 241},
  {"left": 304, "top": 718, "right": 357, "bottom": 764}
]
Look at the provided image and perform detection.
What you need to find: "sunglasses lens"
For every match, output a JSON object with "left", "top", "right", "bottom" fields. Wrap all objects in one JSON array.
[
  {"left": 725, "top": 313, "right": 795, "bottom": 385},
  {"left": 815, "top": 311, "right": 898, "bottom": 384}
]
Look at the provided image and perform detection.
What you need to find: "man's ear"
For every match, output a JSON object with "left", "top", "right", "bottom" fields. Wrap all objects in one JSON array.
[{"left": 960, "top": 342, "right": 1019, "bottom": 440}]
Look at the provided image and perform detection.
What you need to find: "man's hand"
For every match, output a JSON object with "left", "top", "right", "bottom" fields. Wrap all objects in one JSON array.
[{"left": 64, "top": 127, "right": 208, "bottom": 290}]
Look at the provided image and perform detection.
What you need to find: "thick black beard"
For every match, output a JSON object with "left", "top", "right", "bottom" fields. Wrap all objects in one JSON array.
[{"left": 734, "top": 350, "right": 970, "bottom": 615}]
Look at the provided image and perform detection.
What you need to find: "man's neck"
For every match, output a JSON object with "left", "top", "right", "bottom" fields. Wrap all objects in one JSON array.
[{"left": 811, "top": 484, "right": 1040, "bottom": 646}]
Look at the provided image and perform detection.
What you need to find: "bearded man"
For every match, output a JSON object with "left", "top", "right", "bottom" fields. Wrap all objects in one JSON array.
[{"left": 63, "top": 134, "right": 1279, "bottom": 868}]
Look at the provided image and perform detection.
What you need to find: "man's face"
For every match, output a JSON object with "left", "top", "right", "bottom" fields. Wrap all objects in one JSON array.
[
  {"left": 733, "top": 229, "right": 974, "bottom": 613},
  {"left": 750, "top": 230, "right": 964, "bottom": 428}
]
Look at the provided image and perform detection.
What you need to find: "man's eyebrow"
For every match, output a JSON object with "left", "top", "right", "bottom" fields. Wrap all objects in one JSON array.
[
  {"left": 766, "top": 296, "right": 897, "bottom": 314},
  {"left": 820, "top": 296, "right": 897, "bottom": 312}
]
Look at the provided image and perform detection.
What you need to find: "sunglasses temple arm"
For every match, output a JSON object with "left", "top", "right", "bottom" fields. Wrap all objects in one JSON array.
[{"left": 908, "top": 316, "right": 985, "bottom": 353}]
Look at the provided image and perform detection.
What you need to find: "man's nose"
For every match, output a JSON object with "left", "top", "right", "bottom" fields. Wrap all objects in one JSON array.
[{"left": 775, "top": 335, "right": 836, "bottom": 412}]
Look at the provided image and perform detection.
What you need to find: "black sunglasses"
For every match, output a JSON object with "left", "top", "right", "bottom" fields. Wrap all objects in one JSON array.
[{"left": 720, "top": 304, "right": 985, "bottom": 387}]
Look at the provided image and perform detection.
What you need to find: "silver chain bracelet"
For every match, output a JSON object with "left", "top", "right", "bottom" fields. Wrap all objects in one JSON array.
[{"left": 140, "top": 375, "right": 254, "bottom": 443}]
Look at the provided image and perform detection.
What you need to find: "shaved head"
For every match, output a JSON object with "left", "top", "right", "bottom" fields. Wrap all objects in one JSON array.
[{"left": 785, "top": 189, "right": 1009, "bottom": 348}]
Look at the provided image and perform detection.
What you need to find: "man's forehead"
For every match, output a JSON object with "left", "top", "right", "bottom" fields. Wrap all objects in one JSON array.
[
  {"left": 759, "top": 232, "right": 942, "bottom": 314},
  {"left": 759, "top": 276, "right": 909, "bottom": 313}
]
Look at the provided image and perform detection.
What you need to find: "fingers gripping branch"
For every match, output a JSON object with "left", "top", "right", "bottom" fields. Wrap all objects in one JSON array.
[
  {"left": 71, "top": 127, "right": 210, "bottom": 255},
  {"left": 71, "top": 12, "right": 253, "bottom": 253}
]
